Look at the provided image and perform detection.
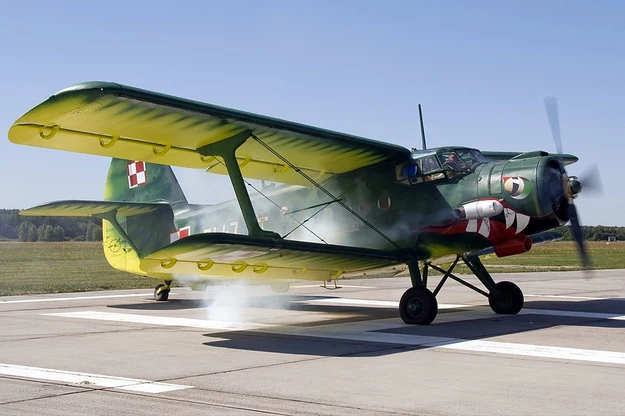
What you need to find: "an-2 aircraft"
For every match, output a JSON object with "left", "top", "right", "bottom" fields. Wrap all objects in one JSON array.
[{"left": 8, "top": 82, "right": 592, "bottom": 325}]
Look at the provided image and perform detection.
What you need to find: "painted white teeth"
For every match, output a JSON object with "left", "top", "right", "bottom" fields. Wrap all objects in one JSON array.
[
  {"left": 466, "top": 219, "right": 478, "bottom": 233},
  {"left": 504, "top": 208, "right": 515, "bottom": 229},
  {"left": 515, "top": 213, "right": 530, "bottom": 234},
  {"left": 478, "top": 218, "right": 490, "bottom": 237}
]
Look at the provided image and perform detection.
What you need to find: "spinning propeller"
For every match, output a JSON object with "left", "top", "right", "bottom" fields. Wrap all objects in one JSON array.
[{"left": 544, "top": 97, "right": 598, "bottom": 271}]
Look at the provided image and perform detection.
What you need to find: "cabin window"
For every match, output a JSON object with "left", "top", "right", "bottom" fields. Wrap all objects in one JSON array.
[
  {"left": 396, "top": 161, "right": 420, "bottom": 184},
  {"left": 419, "top": 155, "right": 441, "bottom": 174}
]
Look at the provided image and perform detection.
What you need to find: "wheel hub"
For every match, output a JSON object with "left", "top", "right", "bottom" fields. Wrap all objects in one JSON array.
[
  {"left": 406, "top": 297, "right": 424, "bottom": 317},
  {"left": 496, "top": 292, "right": 512, "bottom": 309}
]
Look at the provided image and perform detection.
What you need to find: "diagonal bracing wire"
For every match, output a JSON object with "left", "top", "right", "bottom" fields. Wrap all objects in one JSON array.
[
  {"left": 249, "top": 133, "right": 414, "bottom": 257},
  {"left": 209, "top": 156, "right": 329, "bottom": 243}
]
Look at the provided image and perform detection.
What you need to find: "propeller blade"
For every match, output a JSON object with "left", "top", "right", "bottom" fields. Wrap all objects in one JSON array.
[
  {"left": 544, "top": 96, "right": 563, "bottom": 155},
  {"left": 577, "top": 164, "right": 603, "bottom": 196},
  {"left": 567, "top": 204, "right": 593, "bottom": 271}
]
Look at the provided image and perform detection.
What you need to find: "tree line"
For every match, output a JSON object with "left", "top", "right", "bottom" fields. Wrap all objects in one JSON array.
[
  {"left": 0, "top": 209, "right": 102, "bottom": 242},
  {"left": 1, "top": 208, "right": 624, "bottom": 242}
]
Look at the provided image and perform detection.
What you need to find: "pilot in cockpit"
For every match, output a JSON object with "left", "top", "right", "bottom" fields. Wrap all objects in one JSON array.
[{"left": 443, "top": 153, "right": 464, "bottom": 171}]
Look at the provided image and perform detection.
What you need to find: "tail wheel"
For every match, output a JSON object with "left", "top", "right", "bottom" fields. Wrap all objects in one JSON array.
[
  {"left": 399, "top": 287, "right": 438, "bottom": 325},
  {"left": 488, "top": 281, "right": 524, "bottom": 314},
  {"left": 154, "top": 284, "right": 170, "bottom": 301}
]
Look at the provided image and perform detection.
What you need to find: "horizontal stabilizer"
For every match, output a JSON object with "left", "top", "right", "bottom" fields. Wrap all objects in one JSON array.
[
  {"left": 20, "top": 200, "right": 171, "bottom": 217},
  {"left": 140, "top": 233, "right": 411, "bottom": 281}
]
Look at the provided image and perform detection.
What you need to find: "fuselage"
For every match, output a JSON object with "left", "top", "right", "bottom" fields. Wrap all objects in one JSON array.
[{"left": 171, "top": 147, "right": 569, "bottom": 261}]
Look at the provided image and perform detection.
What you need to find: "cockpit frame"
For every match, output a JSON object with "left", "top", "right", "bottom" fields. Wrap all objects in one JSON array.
[{"left": 396, "top": 147, "right": 488, "bottom": 185}]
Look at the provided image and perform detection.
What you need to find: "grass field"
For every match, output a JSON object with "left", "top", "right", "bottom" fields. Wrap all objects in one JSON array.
[
  {"left": 0, "top": 242, "right": 155, "bottom": 296},
  {"left": 477, "top": 241, "right": 625, "bottom": 273},
  {"left": 0, "top": 241, "right": 624, "bottom": 296}
]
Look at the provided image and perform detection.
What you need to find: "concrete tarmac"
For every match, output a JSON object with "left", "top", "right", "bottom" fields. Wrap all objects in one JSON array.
[{"left": 1, "top": 270, "right": 624, "bottom": 415}]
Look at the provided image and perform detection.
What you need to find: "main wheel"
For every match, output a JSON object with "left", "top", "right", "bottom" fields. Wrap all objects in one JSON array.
[
  {"left": 399, "top": 287, "right": 438, "bottom": 325},
  {"left": 488, "top": 281, "right": 523, "bottom": 314},
  {"left": 154, "top": 284, "right": 170, "bottom": 301}
]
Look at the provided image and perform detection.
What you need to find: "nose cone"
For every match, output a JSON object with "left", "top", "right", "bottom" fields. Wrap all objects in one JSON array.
[
  {"left": 569, "top": 179, "right": 582, "bottom": 196},
  {"left": 539, "top": 159, "right": 570, "bottom": 223}
]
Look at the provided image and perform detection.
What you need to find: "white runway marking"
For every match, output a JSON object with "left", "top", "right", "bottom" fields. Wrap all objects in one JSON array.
[
  {"left": 525, "top": 294, "right": 606, "bottom": 300},
  {"left": 291, "top": 284, "right": 377, "bottom": 289},
  {"left": 311, "top": 331, "right": 625, "bottom": 365},
  {"left": 300, "top": 298, "right": 468, "bottom": 309},
  {"left": 42, "top": 310, "right": 625, "bottom": 366},
  {"left": 0, "top": 293, "right": 153, "bottom": 304},
  {"left": 523, "top": 308, "right": 625, "bottom": 321},
  {"left": 45, "top": 311, "right": 275, "bottom": 331},
  {"left": 0, "top": 363, "right": 193, "bottom": 393}
]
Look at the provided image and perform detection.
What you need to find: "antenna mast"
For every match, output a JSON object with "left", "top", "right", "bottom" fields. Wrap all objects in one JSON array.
[{"left": 418, "top": 104, "right": 427, "bottom": 150}]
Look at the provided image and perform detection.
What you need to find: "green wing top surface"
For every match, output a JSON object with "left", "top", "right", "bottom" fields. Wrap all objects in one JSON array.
[
  {"left": 20, "top": 200, "right": 171, "bottom": 217},
  {"left": 483, "top": 151, "right": 578, "bottom": 165},
  {"left": 9, "top": 82, "right": 411, "bottom": 186},
  {"left": 139, "top": 233, "right": 410, "bottom": 281}
]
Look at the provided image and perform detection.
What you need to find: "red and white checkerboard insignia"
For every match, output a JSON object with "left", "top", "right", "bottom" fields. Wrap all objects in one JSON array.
[
  {"left": 169, "top": 226, "right": 191, "bottom": 243},
  {"left": 127, "top": 161, "right": 147, "bottom": 189}
]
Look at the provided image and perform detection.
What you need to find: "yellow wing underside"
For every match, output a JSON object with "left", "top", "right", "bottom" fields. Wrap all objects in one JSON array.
[
  {"left": 9, "top": 82, "right": 410, "bottom": 186},
  {"left": 139, "top": 233, "right": 407, "bottom": 282}
]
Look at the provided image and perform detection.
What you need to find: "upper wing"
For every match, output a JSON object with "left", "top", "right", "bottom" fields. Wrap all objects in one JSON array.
[
  {"left": 9, "top": 82, "right": 410, "bottom": 186},
  {"left": 139, "top": 232, "right": 410, "bottom": 281},
  {"left": 483, "top": 151, "right": 578, "bottom": 165}
]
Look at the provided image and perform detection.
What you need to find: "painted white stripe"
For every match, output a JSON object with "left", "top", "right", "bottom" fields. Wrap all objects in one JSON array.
[
  {"left": 291, "top": 284, "right": 377, "bottom": 289},
  {"left": 301, "top": 299, "right": 625, "bottom": 321},
  {"left": 45, "top": 311, "right": 274, "bottom": 331},
  {"left": 438, "top": 340, "right": 625, "bottom": 364},
  {"left": 309, "top": 332, "right": 625, "bottom": 365},
  {"left": 0, "top": 363, "right": 193, "bottom": 393},
  {"left": 525, "top": 294, "right": 606, "bottom": 300},
  {"left": 42, "top": 308, "right": 625, "bottom": 366},
  {"left": 0, "top": 293, "right": 153, "bottom": 305},
  {"left": 300, "top": 298, "right": 468, "bottom": 310},
  {"left": 523, "top": 308, "right": 625, "bottom": 321}
]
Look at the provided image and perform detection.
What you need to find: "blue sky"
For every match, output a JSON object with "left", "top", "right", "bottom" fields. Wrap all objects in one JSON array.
[{"left": 1, "top": 1, "right": 623, "bottom": 225}]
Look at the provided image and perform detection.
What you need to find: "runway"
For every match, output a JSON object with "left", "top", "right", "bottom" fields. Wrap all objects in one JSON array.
[{"left": 1, "top": 270, "right": 625, "bottom": 415}]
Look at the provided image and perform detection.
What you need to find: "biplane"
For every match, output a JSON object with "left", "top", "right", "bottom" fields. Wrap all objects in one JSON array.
[{"left": 8, "top": 82, "right": 591, "bottom": 325}]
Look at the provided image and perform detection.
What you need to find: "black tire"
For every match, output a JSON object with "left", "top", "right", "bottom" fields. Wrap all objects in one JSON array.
[
  {"left": 154, "top": 284, "right": 170, "bottom": 301},
  {"left": 399, "top": 287, "right": 438, "bottom": 325},
  {"left": 488, "top": 281, "right": 523, "bottom": 314}
]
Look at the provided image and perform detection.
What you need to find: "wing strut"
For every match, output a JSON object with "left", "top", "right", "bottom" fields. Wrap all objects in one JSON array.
[
  {"left": 249, "top": 133, "right": 415, "bottom": 260},
  {"left": 197, "top": 130, "right": 280, "bottom": 239}
]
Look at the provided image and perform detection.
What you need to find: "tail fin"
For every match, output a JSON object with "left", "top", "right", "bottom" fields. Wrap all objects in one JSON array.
[
  {"left": 102, "top": 159, "right": 188, "bottom": 276},
  {"left": 104, "top": 159, "right": 188, "bottom": 208}
]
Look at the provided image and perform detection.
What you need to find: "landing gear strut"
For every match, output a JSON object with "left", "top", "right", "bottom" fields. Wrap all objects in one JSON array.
[
  {"left": 399, "top": 255, "right": 524, "bottom": 325},
  {"left": 154, "top": 280, "right": 172, "bottom": 301}
]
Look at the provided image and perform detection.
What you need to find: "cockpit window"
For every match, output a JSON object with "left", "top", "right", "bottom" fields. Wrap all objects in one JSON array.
[
  {"left": 406, "top": 147, "right": 487, "bottom": 185},
  {"left": 396, "top": 161, "right": 419, "bottom": 182},
  {"left": 471, "top": 150, "right": 488, "bottom": 164},
  {"left": 419, "top": 155, "right": 442, "bottom": 174},
  {"left": 440, "top": 151, "right": 470, "bottom": 172}
]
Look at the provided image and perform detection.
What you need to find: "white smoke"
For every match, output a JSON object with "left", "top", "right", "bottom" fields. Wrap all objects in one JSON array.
[{"left": 202, "top": 280, "right": 292, "bottom": 323}]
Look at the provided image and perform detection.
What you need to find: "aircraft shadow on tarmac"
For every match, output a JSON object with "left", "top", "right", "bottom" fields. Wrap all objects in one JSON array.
[{"left": 112, "top": 295, "right": 625, "bottom": 357}]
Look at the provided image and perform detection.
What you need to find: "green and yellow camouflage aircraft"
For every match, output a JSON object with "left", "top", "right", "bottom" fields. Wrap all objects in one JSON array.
[{"left": 8, "top": 82, "right": 591, "bottom": 325}]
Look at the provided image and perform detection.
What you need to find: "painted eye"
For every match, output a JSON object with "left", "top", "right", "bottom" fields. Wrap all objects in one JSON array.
[{"left": 504, "top": 177, "right": 531, "bottom": 199}]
